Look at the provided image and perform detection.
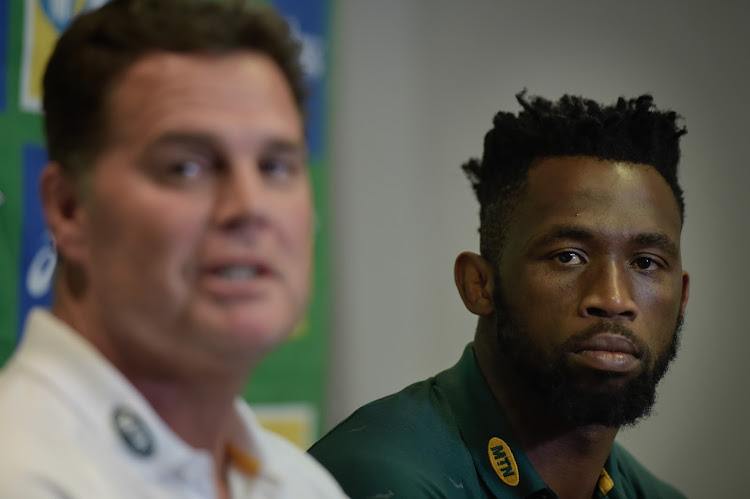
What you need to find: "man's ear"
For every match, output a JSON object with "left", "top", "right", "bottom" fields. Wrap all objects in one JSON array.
[
  {"left": 680, "top": 271, "right": 690, "bottom": 316},
  {"left": 40, "top": 162, "right": 88, "bottom": 263},
  {"left": 454, "top": 251, "right": 495, "bottom": 316}
]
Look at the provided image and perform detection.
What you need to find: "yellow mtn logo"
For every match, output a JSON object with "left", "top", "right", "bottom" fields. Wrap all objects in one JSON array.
[{"left": 488, "top": 437, "right": 519, "bottom": 486}]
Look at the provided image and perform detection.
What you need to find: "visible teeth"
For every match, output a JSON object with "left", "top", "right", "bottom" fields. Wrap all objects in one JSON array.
[{"left": 216, "top": 266, "right": 258, "bottom": 280}]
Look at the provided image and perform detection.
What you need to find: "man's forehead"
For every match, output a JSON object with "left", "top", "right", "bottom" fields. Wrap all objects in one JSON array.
[
  {"left": 528, "top": 155, "right": 656, "bottom": 177},
  {"left": 507, "top": 156, "right": 683, "bottom": 242},
  {"left": 101, "top": 50, "right": 302, "bottom": 147},
  {"left": 524, "top": 156, "right": 675, "bottom": 205}
]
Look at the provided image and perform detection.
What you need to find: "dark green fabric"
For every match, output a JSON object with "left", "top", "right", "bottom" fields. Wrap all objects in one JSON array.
[{"left": 310, "top": 343, "right": 685, "bottom": 498}]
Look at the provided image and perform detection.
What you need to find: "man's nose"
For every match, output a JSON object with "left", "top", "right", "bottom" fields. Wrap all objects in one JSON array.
[
  {"left": 578, "top": 260, "right": 638, "bottom": 320},
  {"left": 214, "top": 163, "right": 269, "bottom": 233}
]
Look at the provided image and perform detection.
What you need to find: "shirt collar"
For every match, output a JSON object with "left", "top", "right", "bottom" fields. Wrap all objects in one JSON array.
[
  {"left": 231, "top": 400, "right": 285, "bottom": 485},
  {"left": 435, "top": 342, "right": 554, "bottom": 497},
  {"left": 437, "top": 343, "right": 621, "bottom": 498},
  {"left": 18, "top": 308, "right": 272, "bottom": 486}
]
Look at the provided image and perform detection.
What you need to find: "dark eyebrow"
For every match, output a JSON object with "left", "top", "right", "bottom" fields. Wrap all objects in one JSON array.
[
  {"left": 633, "top": 232, "right": 680, "bottom": 259},
  {"left": 530, "top": 225, "right": 595, "bottom": 249},
  {"left": 143, "top": 132, "right": 219, "bottom": 153},
  {"left": 528, "top": 225, "right": 680, "bottom": 258},
  {"left": 262, "top": 138, "right": 307, "bottom": 160},
  {"left": 141, "top": 133, "right": 307, "bottom": 160}
]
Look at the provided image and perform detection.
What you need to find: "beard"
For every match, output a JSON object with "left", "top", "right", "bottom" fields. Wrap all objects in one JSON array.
[{"left": 492, "top": 285, "right": 683, "bottom": 428}]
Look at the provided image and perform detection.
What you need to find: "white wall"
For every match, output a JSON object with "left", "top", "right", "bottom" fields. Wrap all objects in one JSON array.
[{"left": 328, "top": 1, "right": 749, "bottom": 496}]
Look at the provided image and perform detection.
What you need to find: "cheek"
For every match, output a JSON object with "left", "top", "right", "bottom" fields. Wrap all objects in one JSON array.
[
  {"left": 635, "top": 278, "right": 684, "bottom": 346},
  {"left": 278, "top": 196, "right": 314, "bottom": 310},
  {"left": 278, "top": 192, "right": 314, "bottom": 259},
  {"left": 87, "top": 193, "right": 207, "bottom": 277},
  {"left": 502, "top": 266, "right": 569, "bottom": 320},
  {"left": 505, "top": 267, "right": 580, "bottom": 341},
  {"left": 514, "top": 262, "right": 573, "bottom": 302}
]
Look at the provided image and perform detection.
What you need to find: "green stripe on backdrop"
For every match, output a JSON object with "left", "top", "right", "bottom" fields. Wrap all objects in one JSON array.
[
  {"left": 0, "top": 0, "right": 332, "bottom": 446},
  {"left": 0, "top": 0, "right": 45, "bottom": 352}
]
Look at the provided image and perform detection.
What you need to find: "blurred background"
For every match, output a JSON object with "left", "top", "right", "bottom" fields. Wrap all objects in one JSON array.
[
  {"left": 0, "top": 1, "right": 747, "bottom": 497},
  {"left": 327, "top": 1, "right": 749, "bottom": 497}
]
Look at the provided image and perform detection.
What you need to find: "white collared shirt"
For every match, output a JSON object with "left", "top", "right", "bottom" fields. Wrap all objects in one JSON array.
[{"left": 0, "top": 309, "right": 347, "bottom": 498}]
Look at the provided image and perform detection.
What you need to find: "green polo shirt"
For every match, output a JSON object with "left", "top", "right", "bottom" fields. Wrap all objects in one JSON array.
[{"left": 310, "top": 343, "right": 685, "bottom": 498}]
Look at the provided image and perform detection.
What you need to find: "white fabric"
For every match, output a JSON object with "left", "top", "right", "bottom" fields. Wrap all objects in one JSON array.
[{"left": 0, "top": 309, "right": 347, "bottom": 498}]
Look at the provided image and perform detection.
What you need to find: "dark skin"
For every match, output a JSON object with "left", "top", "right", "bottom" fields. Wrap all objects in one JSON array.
[{"left": 455, "top": 156, "right": 690, "bottom": 499}]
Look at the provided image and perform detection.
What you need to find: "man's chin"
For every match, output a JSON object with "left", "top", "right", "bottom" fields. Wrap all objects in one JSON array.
[
  {"left": 566, "top": 363, "right": 646, "bottom": 392},
  {"left": 550, "top": 374, "right": 659, "bottom": 428}
]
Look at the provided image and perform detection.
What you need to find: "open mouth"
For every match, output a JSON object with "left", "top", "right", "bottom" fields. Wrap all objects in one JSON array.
[{"left": 214, "top": 265, "right": 260, "bottom": 280}]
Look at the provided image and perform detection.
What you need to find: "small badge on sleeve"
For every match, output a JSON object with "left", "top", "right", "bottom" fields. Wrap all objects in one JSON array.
[
  {"left": 488, "top": 437, "right": 519, "bottom": 486},
  {"left": 113, "top": 406, "right": 155, "bottom": 457}
]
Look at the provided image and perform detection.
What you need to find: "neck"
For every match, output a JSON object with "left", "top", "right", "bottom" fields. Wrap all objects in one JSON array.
[
  {"left": 138, "top": 379, "right": 244, "bottom": 499},
  {"left": 52, "top": 285, "right": 249, "bottom": 451},
  {"left": 135, "top": 377, "right": 242, "bottom": 451},
  {"left": 51, "top": 289, "right": 249, "bottom": 499},
  {"left": 475, "top": 329, "right": 619, "bottom": 499}
]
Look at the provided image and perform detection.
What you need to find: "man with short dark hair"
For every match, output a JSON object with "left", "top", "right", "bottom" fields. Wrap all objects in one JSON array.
[
  {"left": 310, "top": 93, "right": 689, "bottom": 499},
  {"left": 0, "top": 1, "right": 346, "bottom": 497}
]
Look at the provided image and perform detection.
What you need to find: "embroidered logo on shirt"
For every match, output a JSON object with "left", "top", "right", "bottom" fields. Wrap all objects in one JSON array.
[
  {"left": 488, "top": 437, "right": 519, "bottom": 486},
  {"left": 113, "top": 406, "right": 155, "bottom": 457}
]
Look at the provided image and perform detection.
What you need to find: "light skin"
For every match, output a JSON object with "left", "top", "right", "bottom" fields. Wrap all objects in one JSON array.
[
  {"left": 455, "top": 156, "right": 689, "bottom": 499},
  {"left": 41, "top": 51, "right": 311, "bottom": 498}
]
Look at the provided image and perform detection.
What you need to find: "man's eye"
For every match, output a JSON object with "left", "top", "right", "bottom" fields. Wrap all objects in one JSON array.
[
  {"left": 155, "top": 158, "right": 215, "bottom": 188},
  {"left": 632, "top": 257, "right": 661, "bottom": 270},
  {"left": 171, "top": 160, "right": 204, "bottom": 178},
  {"left": 260, "top": 158, "right": 299, "bottom": 180},
  {"left": 554, "top": 252, "right": 584, "bottom": 265}
]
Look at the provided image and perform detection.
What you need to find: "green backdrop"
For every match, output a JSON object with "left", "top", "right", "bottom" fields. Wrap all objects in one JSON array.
[{"left": 0, "top": 0, "right": 332, "bottom": 447}]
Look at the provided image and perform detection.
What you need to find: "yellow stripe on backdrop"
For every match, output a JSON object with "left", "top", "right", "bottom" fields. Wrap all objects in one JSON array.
[{"left": 21, "top": 0, "right": 94, "bottom": 111}]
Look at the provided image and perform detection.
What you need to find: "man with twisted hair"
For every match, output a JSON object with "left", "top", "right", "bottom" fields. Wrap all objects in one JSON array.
[{"left": 311, "top": 92, "right": 689, "bottom": 499}]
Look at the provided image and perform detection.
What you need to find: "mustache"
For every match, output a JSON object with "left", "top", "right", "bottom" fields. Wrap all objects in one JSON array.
[{"left": 561, "top": 321, "right": 650, "bottom": 358}]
